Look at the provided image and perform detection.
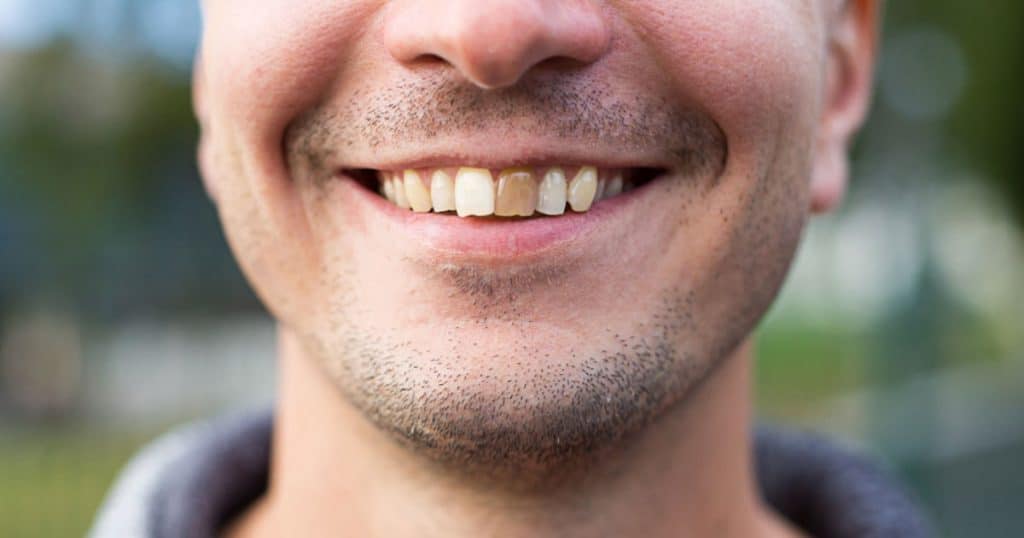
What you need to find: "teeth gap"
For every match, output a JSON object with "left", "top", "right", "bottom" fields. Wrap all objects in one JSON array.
[
  {"left": 630, "top": 167, "right": 663, "bottom": 188},
  {"left": 346, "top": 168, "right": 379, "bottom": 191}
]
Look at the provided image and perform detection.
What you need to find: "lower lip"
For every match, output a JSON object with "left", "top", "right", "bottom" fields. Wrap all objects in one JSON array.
[{"left": 344, "top": 173, "right": 654, "bottom": 260}]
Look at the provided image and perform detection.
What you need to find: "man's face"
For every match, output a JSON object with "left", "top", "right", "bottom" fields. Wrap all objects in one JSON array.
[{"left": 196, "top": 1, "right": 871, "bottom": 472}]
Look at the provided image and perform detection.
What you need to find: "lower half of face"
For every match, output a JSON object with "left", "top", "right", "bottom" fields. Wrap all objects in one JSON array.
[{"left": 202, "top": 0, "right": 823, "bottom": 477}]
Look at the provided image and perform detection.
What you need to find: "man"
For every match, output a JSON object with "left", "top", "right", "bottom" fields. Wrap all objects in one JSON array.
[{"left": 92, "top": 0, "right": 932, "bottom": 536}]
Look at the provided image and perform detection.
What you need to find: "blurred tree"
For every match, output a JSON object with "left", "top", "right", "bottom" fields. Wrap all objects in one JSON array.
[
  {"left": 882, "top": 1, "right": 1024, "bottom": 225},
  {"left": 0, "top": 40, "right": 256, "bottom": 319}
]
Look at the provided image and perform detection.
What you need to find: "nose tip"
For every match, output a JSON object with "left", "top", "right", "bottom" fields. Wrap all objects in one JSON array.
[{"left": 384, "top": 0, "right": 610, "bottom": 89}]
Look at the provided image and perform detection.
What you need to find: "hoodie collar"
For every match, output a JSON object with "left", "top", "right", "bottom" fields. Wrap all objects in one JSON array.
[{"left": 89, "top": 407, "right": 933, "bottom": 538}]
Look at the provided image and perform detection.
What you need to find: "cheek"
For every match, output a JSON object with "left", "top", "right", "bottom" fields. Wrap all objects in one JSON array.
[
  {"left": 630, "top": 1, "right": 825, "bottom": 163},
  {"left": 636, "top": 0, "right": 823, "bottom": 247},
  {"left": 198, "top": 1, "right": 381, "bottom": 324},
  {"left": 629, "top": 2, "right": 821, "bottom": 330},
  {"left": 200, "top": 1, "right": 377, "bottom": 165},
  {"left": 206, "top": 140, "right": 296, "bottom": 320},
  {"left": 203, "top": 123, "right": 325, "bottom": 328}
]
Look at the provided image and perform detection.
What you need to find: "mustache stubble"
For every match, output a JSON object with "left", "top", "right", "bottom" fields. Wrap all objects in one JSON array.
[{"left": 285, "top": 71, "right": 727, "bottom": 183}]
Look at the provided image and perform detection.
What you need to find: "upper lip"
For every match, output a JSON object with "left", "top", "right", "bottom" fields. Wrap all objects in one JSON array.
[{"left": 334, "top": 139, "right": 674, "bottom": 173}]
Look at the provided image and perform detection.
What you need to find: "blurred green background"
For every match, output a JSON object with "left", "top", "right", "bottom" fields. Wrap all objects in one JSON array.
[{"left": 1, "top": 1, "right": 1022, "bottom": 536}]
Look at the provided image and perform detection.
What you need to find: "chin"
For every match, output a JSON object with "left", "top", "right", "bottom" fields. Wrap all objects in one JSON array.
[{"left": 304, "top": 288, "right": 730, "bottom": 486}]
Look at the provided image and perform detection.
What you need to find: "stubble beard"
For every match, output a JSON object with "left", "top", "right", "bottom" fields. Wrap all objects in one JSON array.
[
  {"left": 279, "top": 72, "right": 787, "bottom": 487},
  {"left": 297, "top": 282, "right": 742, "bottom": 490}
]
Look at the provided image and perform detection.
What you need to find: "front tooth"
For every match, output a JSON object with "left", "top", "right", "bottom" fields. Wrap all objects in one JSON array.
[
  {"left": 454, "top": 167, "right": 495, "bottom": 217},
  {"left": 393, "top": 176, "right": 410, "bottom": 209},
  {"left": 403, "top": 170, "right": 432, "bottom": 212},
  {"left": 495, "top": 168, "right": 537, "bottom": 217},
  {"left": 568, "top": 166, "right": 598, "bottom": 212},
  {"left": 382, "top": 178, "right": 395, "bottom": 202},
  {"left": 605, "top": 173, "right": 623, "bottom": 198},
  {"left": 430, "top": 170, "right": 456, "bottom": 212},
  {"left": 536, "top": 168, "right": 567, "bottom": 215}
]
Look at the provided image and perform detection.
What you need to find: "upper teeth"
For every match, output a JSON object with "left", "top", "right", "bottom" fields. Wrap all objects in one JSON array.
[{"left": 379, "top": 166, "right": 633, "bottom": 217}]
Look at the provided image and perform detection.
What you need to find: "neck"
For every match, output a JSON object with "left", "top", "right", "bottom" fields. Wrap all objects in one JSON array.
[{"left": 227, "top": 328, "right": 794, "bottom": 538}]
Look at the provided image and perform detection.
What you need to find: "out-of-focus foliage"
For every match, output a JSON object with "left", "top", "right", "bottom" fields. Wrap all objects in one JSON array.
[
  {"left": 0, "top": 43, "right": 255, "bottom": 319},
  {"left": 880, "top": 1, "right": 1024, "bottom": 225}
]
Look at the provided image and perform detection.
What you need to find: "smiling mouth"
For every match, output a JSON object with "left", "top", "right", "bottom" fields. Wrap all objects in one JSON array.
[{"left": 346, "top": 165, "right": 664, "bottom": 218}]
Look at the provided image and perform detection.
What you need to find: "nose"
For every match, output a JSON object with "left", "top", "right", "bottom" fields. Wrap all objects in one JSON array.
[{"left": 383, "top": 0, "right": 610, "bottom": 89}]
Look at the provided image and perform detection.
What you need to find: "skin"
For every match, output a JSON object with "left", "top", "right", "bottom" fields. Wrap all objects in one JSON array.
[{"left": 194, "top": 0, "right": 879, "bottom": 536}]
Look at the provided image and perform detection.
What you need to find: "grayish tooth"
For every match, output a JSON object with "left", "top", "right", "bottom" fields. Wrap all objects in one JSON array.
[
  {"left": 606, "top": 173, "right": 623, "bottom": 198},
  {"left": 537, "top": 168, "right": 568, "bottom": 215}
]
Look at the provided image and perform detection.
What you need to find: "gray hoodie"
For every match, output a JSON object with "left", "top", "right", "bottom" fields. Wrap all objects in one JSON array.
[{"left": 89, "top": 407, "right": 933, "bottom": 537}]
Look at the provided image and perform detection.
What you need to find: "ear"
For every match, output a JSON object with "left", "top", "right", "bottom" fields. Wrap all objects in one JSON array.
[
  {"left": 192, "top": 51, "right": 219, "bottom": 204},
  {"left": 810, "top": 0, "right": 881, "bottom": 213}
]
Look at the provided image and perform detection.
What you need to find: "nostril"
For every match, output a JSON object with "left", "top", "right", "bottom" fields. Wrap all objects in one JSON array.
[
  {"left": 410, "top": 53, "right": 449, "bottom": 67},
  {"left": 531, "top": 56, "right": 597, "bottom": 76}
]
